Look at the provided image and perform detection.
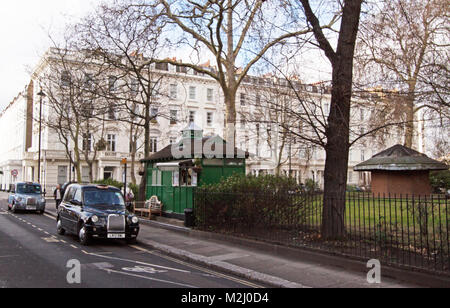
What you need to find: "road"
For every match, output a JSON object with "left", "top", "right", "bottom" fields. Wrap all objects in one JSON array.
[{"left": 0, "top": 197, "right": 264, "bottom": 288}]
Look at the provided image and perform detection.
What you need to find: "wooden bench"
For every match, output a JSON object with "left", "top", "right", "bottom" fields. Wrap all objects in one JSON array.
[{"left": 134, "top": 196, "right": 163, "bottom": 218}]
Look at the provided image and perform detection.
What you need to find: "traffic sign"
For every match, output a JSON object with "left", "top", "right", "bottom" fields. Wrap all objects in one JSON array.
[
  {"left": 11, "top": 169, "right": 18, "bottom": 177},
  {"left": 121, "top": 158, "right": 127, "bottom": 165}
]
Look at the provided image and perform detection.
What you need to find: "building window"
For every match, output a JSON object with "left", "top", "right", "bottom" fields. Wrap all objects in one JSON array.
[
  {"left": 82, "top": 133, "right": 92, "bottom": 152},
  {"left": 151, "top": 108, "right": 158, "bottom": 121},
  {"left": 155, "top": 62, "right": 169, "bottom": 71},
  {"left": 176, "top": 65, "right": 187, "bottom": 73},
  {"left": 82, "top": 166, "right": 90, "bottom": 183},
  {"left": 361, "top": 150, "right": 365, "bottom": 161},
  {"left": 207, "top": 112, "right": 213, "bottom": 127},
  {"left": 240, "top": 93, "right": 246, "bottom": 106},
  {"left": 189, "top": 111, "right": 196, "bottom": 124},
  {"left": 207, "top": 88, "right": 214, "bottom": 102},
  {"left": 189, "top": 86, "right": 196, "bottom": 100},
  {"left": 240, "top": 116, "right": 246, "bottom": 128},
  {"left": 324, "top": 103, "right": 330, "bottom": 115},
  {"left": 108, "top": 103, "right": 116, "bottom": 120},
  {"left": 130, "top": 78, "right": 139, "bottom": 94},
  {"left": 150, "top": 138, "right": 158, "bottom": 153},
  {"left": 170, "top": 110, "right": 178, "bottom": 125},
  {"left": 108, "top": 76, "right": 117, "bottom": 92},
  {"left": 170, "top": 84, "right": 177, "bottom": 99},
  {"left": 61, "top": 71, "right": 71, "bottom": 87},
  {"left": 83, "top": 73, "right": 94, "bottom": 89},
  {"left": 256, "top": 94, "right": 261, "bottom": 105},
  {"left": 360, "top": 109, "right": 364, "bottom": 121},
  {"left": 107, "top": 134, "right": 116, "bottom": 152}
]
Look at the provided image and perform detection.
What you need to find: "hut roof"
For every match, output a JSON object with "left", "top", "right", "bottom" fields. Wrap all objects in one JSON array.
[
  {"left": 354, "top": 144, "right": 448, "bottom": 172},
  {"left": 141, "top": 135, "right": 249, "bottom": 163}
]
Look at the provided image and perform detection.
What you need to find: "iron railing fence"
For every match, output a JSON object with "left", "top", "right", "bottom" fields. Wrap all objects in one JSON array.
[{"left": 193, "top": 190, "right": 449, "bottom": 274}]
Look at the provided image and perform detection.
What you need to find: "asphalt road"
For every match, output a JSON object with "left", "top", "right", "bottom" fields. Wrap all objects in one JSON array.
[{"left": 0, "top": 198, "right": 264, "bottom": 288}]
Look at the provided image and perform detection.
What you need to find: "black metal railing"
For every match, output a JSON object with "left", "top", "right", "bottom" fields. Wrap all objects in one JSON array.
[{"left": 194, "top": 190, "right": 449, "bottom": 274}]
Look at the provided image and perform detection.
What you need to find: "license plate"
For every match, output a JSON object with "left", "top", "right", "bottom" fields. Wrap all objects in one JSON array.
[
  {"left": 26, "top": 206, "right": 36, "bottom": 210},
  {"left": 107, "top": 234, "right": 125, "bottom": 239}
]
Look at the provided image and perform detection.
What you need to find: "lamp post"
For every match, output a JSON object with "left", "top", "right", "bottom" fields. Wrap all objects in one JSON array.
[{"left": 37, "top": 90, "right": 46, "bottom": 184}]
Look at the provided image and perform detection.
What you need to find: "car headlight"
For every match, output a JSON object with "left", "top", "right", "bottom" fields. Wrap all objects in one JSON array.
[
  {"left": 16, "top": 197, "right": 23, "bottom": 202},
  {"left": 91, "top": 215, "right": 99, "bottom": 223},
  {"left": 131, "top": 216, "right": 139, "bottom": 224}
]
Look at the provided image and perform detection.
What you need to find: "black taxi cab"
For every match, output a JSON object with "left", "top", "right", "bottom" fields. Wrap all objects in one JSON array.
[{"left": 56, "top": 183, "right": 139, "bottom": 245}]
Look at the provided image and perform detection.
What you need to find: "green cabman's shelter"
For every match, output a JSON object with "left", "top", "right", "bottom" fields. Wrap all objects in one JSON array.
[{"left": 141, "top": 124, "right": 249, "bottom": 219}]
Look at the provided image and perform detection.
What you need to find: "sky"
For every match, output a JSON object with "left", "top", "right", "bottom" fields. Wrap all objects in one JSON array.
[
  {"left": 0, "top": 1, "right": 333, "bottom": 111},
  {"left": 0, "top": 0, "right": 95, "bottom": 110}
]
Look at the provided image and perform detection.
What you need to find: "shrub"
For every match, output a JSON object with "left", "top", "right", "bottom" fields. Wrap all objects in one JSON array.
[
  {"left": 195, "top": 174, "right": 313, "bottom": 231},
  {"left": 93, "top": 178, "right": 124, "bottom": 190},
  {"left": 128, "top": 183, "right": 139, "bottom": 197},
  {"left": 430, "top": 170, "right": 450, "bottom": 193}
]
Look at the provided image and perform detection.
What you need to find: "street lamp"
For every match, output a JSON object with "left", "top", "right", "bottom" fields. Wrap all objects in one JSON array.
[{"left": 37, "top": 89, "right": 46, "bottom": 184}]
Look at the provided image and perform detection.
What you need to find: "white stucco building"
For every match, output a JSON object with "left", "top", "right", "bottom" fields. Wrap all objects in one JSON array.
[{"left": 1, "top": 48, "right": 420, "bottom": 193}]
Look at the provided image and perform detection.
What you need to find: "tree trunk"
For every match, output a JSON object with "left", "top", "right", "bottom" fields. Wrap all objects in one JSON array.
[
  {"left": 224, "top": 91, "right": 237, "bottom": 148},
  {"left": 129, "top": 123, "right": 137, "bottom": 185},
  {"left": 138, "top": 98, "right": 151, "bottom": 203},
  {"left": 404, "top": 82, "right": 417, "bottom": 148},
  {"left": 320, "top": 0, "right": 362, "bottom": 240}
]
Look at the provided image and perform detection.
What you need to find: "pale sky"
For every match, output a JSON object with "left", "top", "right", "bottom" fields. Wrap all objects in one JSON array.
[
  {"left": 0, "top": 0, "right": 95, "bottom": 110},
  {"left": 0, "top": 1, "right": 332, "bottom": 111}
]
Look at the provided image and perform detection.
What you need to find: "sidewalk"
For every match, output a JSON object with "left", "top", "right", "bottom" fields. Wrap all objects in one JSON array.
[{"left": 41, "top": 200, "right": 445, "bottom": 288}]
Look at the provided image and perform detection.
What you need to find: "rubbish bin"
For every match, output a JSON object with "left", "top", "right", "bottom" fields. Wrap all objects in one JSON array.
[{"left": 184, "top": 208, "right": 195, "bottom": 228}]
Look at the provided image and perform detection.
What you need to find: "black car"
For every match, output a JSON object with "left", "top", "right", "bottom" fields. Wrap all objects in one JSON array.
[{"left": 56, "top": 184, "right": 140, "bottom": 245}]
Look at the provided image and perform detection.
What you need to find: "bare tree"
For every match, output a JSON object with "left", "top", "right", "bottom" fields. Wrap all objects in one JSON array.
[
  {"left": 356, "top": 0, "right": 450, "bottom": 148},
  {"left": 140, "top": 0, "right": 331, "bottom": 147},
  {"left": 36, "top": 46, "right": 106, "bottom": 183},
  {"left": 75, "top": 1, "right": 170, "bottom": 201},
  {"left": 288, "top": 0, "right": 364, "bottom": 239}
]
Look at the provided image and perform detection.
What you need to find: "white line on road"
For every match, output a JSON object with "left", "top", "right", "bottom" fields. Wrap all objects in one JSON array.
[
  {"left": 99, "top": 267, "right": 197, "bottom": 288},
  {"left": 81, "top": 250, "right": 191, "bottom": 273},
  {"left": 129, "top": 245, "right": 263, "bottom": 288}
]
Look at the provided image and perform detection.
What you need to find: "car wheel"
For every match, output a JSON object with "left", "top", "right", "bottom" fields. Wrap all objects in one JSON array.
[
  {"left": 78, "top": 224, "right": 90, "bottom": 246},
  {"left": 7, "top": 204, "right": 11, "bottom": 211},
  {"left": 36, "top": 210, "right": 44, "bottom": 215},
  {"left": 57, "top": 218, "right": 65, "bottom": 235}
]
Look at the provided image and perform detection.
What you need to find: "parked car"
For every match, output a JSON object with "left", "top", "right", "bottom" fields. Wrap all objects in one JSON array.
[
  {"left": 7, "top": 182, "right": 46, "bottom": 214},
  {"left": 56, "top": 183, "right": 140, "bottom": 245}
]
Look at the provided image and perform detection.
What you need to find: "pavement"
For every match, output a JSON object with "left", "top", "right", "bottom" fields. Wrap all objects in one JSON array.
[{"left": 40, "top": 197, "right": 442, "bottom": 288}]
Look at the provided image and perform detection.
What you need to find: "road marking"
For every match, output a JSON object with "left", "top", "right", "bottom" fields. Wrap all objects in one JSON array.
[
  {"left": 81, "top": 250, "right": 191, "bottom": 273},
  {"left": 70, "top": 245, "right": 78, "bottom": 249},
  {"left": 32, "top": 225, "right": 36, "bottom": 228},
  {"left": 44, "top": 214, "right": 54, "bottom": 220},
  {"left": 42, "top": 237, "right": 60, "bottom": 243},
  {"left": 129, "top": 245, "right": 264, "bottom": 288},
  {"left": 99, "top": 267, "right": 197, "bottom": 288}
]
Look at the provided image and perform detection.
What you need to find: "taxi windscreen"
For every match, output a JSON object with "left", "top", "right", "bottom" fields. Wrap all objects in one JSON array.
[{"left": 16, "top": 184, "right": 41, "bottom": 194}]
